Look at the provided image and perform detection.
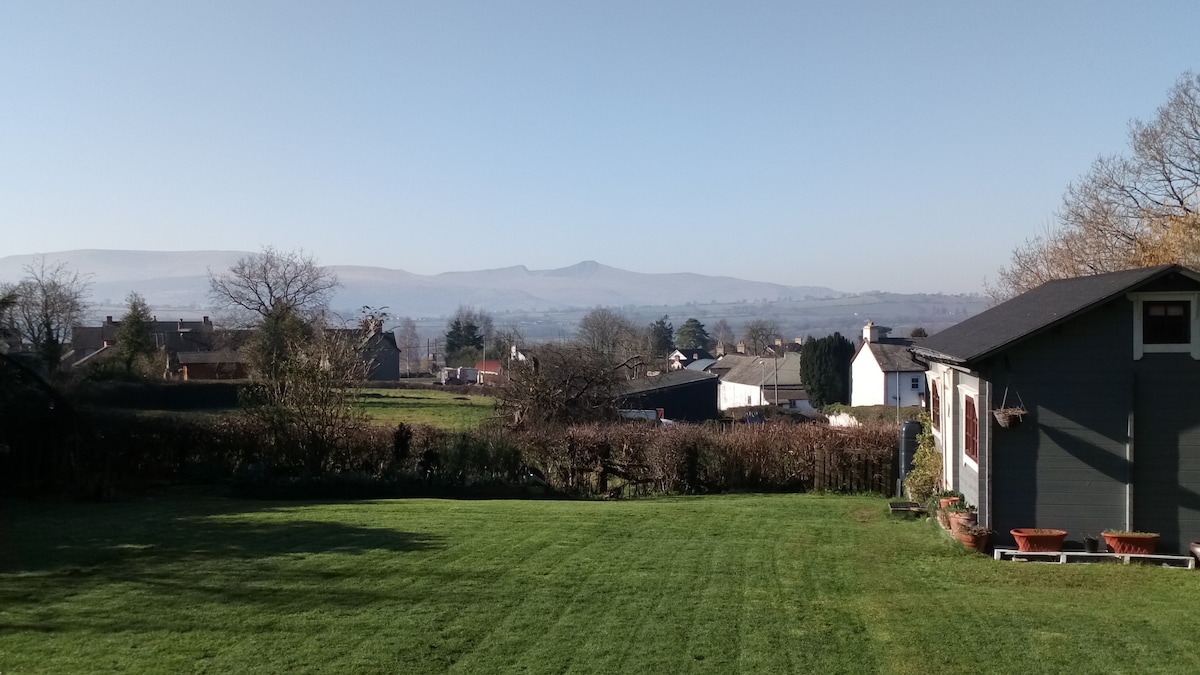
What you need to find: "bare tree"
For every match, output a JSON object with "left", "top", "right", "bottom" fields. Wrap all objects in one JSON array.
[
  {"left": 209, "top": 248, "right": 365, "bottom": 474},
  {"left": 240, "top": 315, "right": 369, "bottom": 475},
  {"left": 576, "top": 308, "right": 635, "bottom": 355},
  {"left": 208, "top": 246, "right": 338, "bottom": 323},
  {"left": 395, "top": 316, "right": 421, "bottom": 375},
  {"left": 489, "top": 325, "right": 524, "bottom": 362},
  {"left": 497, "top": 342, "right": 627, "bottom": 427},
  {"left": 1, "top": 256, "right": 91, "bottom": 373},
  {"left": 741, "top": 319, "right": 780, "bottom": 356},
  {"left": 711, "top": 318, "right": 736, "bottom": 349},
  {"left": 991, "top": 72, "right": 1200, "bottom": 300}
]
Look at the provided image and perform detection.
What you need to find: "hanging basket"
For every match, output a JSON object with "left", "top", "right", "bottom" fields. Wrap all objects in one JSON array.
[
  {"left": 992, "top": 387, "right": 1027, "bottom": 429},
  {"left": 992, "top": 408, "right": 1026, "bottom": 428}
]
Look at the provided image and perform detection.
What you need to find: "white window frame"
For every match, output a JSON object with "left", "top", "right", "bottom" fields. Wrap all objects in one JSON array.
[{"left": 1130, "top": 292, "right": 1200, "bottom": 360}]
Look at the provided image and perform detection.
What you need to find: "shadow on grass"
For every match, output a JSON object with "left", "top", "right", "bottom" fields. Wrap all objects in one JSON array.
[
  {"left": 1, "top": 496, "right": 442, "bottom": 572},
  {"left": 0, "top": 496, "right": 444, "bottom": 625}
]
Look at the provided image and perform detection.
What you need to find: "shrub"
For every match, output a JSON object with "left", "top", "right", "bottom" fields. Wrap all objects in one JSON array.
[
  {"left": 45, "top": 411, "right": 900, "bottom": 500},
  {"left": 903, "top": 411, "right": 941, "bottom": 502}
]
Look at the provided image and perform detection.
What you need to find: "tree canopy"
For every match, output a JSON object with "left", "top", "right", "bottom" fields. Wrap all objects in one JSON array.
[
  {"left": 577, "top": 308, "right": 636, "bottom": 356},
  {"left": 991, "top": 72, "right": 1200, "bottom": 300},
  {"left": 799, "top": 332, "right": 855, "bottom": 408},
  {"left": 445, "top": 317, "right": 484, "bottom": 366},
  {"left": 675, "top": 318, "right": 713, "bottom": 351},
  {"left": 0, "top": 256, "right": 91, "bottom": 373},
  {"left": 497, "top": 343, "right": 624, "bottom": 427},
  {"left": 741, "top": 319, "right": 780, "bottom": 356},
  {"left": 647, "top": 315, "right": 674, "bottom": 357},
  {"left": 208, "top": 246, "right": 338, "bottom": 322},
  {"left": 115, "top": 292, "right": 157, "bottom": 375}
]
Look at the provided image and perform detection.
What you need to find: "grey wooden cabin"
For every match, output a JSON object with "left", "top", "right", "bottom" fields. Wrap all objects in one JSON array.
[{"left": 912, "top": 265, "right": 1200, "bottom": 553}]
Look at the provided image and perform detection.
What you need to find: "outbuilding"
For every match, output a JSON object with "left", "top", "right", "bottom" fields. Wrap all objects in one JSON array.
[{"left": 913, "top": 265, "right": 1200, "bottom": 553}]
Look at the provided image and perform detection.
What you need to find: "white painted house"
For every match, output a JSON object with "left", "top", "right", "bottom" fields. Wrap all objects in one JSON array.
[
  {"left": 717, "top": 352, "right": 814, "bottom": 412},
  {"left": 849, "top": 322, "right": 926, "bottom": 407}
]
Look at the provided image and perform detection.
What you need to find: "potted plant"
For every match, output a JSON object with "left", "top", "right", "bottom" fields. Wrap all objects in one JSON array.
[
  {"left": 956, "top": 523, "right": 992, "bottom": 552},
  {"left": 945, "top": 501, "right": 978, "bottom": 534},
  {"left": 1010, "top": 528, "right": 1068, "bottom": 552},
  {"left": 930, "top": 490, "right": 963, "bottom": 530},
  {"left": 1102, "top": 530, "right": 1159, "bottom": 555},
  {"left": 935, "top": 489, "right": 964, "bottom": 510}
]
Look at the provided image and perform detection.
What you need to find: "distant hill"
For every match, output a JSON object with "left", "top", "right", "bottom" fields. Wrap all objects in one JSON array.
[{"left": 0, "top": 250, "right": 845, "bottom": 319}]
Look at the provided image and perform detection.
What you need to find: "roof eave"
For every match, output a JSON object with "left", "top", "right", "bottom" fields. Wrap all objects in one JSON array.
[{"left": 918, "top": 265, "right": 1200, "bottom": 367}]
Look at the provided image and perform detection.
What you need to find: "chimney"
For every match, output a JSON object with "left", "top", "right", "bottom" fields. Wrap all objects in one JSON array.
[
  {"left": 202, "top": 316, "right": 210, "bottom": 324},
  {"left": 106, "top": 316, "right": 113, "bottom": 323},
  {"left": 736, "top": 340, "right": 746, "bottom": 354},
  {"left": 863, "top": 321, "right": 880, "bottom": 343}
]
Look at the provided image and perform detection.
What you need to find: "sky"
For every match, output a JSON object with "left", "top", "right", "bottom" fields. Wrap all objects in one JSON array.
[{"left": 2, "top": 1, "right": 1199, "bottom": 294}]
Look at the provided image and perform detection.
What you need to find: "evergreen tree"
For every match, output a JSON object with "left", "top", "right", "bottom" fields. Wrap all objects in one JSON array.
[
  {"left": 675, "top": 318, "right": 713, "bottom": 351},
  {"left": 800, "top": 332, "right": 855, "bottom": 407},
  {"left": 445, "top": 317, "right": 484, "bottom": 365},
  {"left": 115, "top": 292, "right": 156, "bottom": 374},
  {"left": 647, "top": 315, "right": 674, "bottom": 357}
]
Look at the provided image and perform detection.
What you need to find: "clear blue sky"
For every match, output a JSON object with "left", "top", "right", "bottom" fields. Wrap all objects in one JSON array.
[{"left": 2, "top": 1, "right": 1198, "bottom": 293}]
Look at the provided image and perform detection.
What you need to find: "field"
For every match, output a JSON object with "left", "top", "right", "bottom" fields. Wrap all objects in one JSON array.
[
  {"left": 354, "top": 388, "right": 497, "bottom": 430},
  {"left": 3, "top": 493, "right": 1199, "bottom": 673}
]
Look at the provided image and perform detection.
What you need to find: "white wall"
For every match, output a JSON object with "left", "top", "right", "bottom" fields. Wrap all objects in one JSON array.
[
  {"left": 851, "top": 349, "right": 926, "bottom": 407},
  {"left": 719, "top": 380, "right": 764, "bottom": 410},
  {"left": 885, "top": 370, "right": 926, "bottom": 408},
  {"left": 927, "top": 363, "right": 987, "bottom": 519},
  {"left": 851, "top": 349, "right": 886, "bottom": 406}
]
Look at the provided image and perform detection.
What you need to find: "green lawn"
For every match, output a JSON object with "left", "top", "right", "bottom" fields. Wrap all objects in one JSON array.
[
  {"left": 355, "top": 388, "right": 496, "bottom": 430},
  {"left": 2, "top": 493, "right": 1198, "bottom": 673}
]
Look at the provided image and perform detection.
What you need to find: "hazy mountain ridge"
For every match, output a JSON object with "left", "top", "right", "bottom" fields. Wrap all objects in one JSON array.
[{"left": 0, "top": 250, "right": 844, "bottom": 318}]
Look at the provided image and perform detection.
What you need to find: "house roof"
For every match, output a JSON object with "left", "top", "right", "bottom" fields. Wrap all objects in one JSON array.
[
  {"left": 669, "top": 348, "right": 714, "bottom": 362},
  {"left": 709, "top": 353, "right": 757, "bottom": 371},
  {"left": 476, "top": 359, "right": 503, "bottom": 373},
  {"left": 914, "top": 264, "right": 1200, "bottom": 365},
  {"left": 720, "top": 352, "right": 804, "bottom": 387},
  {"left": 685, "top": 358, "right": 719, "bottom": 371},
  {"left": 860, "top": 339, "right": 924, "bottom": 373},
  {"left": 621, "top": 369, "right": 717, "bottom": 396}
]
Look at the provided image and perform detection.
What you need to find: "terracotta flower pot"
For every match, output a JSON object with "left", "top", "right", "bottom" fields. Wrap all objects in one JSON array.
[
  {"left": 1190, "top": 541, "right": 1200, "bottom": 562},
  {"left": 937, "top": 498, "right": 960, "bottom": 530},
  {"left": 950, "top": 512, "right": 978, "bottom": 534},
  {"left": 956, "top": 532, "right": 990, "bottom": 552},
  {"left": 1010, "top": 528, "right": 1067, "bottom": 552},
  {"left": 1103, "top": 532, "right": 1159, "bottom": 555}
]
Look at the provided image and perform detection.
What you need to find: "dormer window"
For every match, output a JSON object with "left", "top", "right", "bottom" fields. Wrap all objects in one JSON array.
[
  {"left": 1131, "top": 292, "right": 1200, "bottom": 359},
  {"left": 1143, "top": 301, "right": 1189, "bottom": 344}
]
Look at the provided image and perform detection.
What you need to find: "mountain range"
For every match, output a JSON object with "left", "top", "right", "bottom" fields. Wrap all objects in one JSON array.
[{"left": 0, "top": 250, "right": 844, "bottom": 319}]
